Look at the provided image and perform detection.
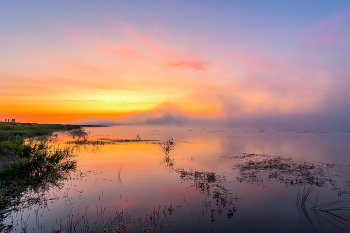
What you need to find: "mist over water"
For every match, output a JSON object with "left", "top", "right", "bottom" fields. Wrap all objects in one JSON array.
[
  {"left": 2, "top": 2, "right": 350, "bottom": 231},
  {"left": 77, "top": 104, "right": 350, "bottom": 131},
  {"left": 2, "top": 125, "right": 350, "bottom": 232}
]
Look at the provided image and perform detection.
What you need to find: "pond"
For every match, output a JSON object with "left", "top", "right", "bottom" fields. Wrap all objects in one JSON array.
[{"left": 2, "top": 126, "right": 350, "bottom": 232}]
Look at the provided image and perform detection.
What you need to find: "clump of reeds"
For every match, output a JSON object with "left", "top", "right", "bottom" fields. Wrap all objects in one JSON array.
[
  {"left": 234, "top": 155, "right": 328, "bottom": 187},
  {"left": 0, "top": 140, "right": 76, "bottom": 218},
  {"left": 53, "top": 204, "right": 179, "bottom": 233},
  {"left": 160, "top": 139, "right": 175, "bottom": 167},
  {"left": 161, "top": 139, "right": 174, "bottom": 154},
  {"left": 296, "top": 185, "right": 350, "bottom": 232},
  {"left": 175, "top": 167, "right": 236, "bottom": 221},
  {"left": 69, "top": 129, "right": 88, "bottom": 139},
  {"left": 0, "top": 136, "right": 25, "bottom": 158},
  {"left": 66, "top": 138, "right": 160, "bottom": 146}
]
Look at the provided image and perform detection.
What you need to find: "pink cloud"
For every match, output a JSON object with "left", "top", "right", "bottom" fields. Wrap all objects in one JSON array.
[
  {"left": 236, "top": 55, "right": 263, "bottom": 72},
  {"left": 87, "top": 43, "right": 144, "bottom": 60},
  {"left": 62, "top": 24, "right": 212, "bottom": 71},
  {"left": 167, "top": 59, "right": 210, "bottom": 71},
  {"left": 184, "top": 36, "right": 214, "bottom": 50},
  {"left": 62, "top": 30, "right": 144, "bottom": 60},
  {"left": 309, "top": 31, "right": 350, "bottom": 45},
  {"left": 298, "top": 11, "right": 350, "bottom": 45},
  {"left": 50, "top": 57, "right": 99, "bottom": 73},
  {"left": 120, "top": 24, "right": 166, "bottom": 56},
  {"left": 226, "top": 52, "right": 264, "bottom": 72},
  {"left": 318, "top": 11, "right": 348, "bottom": 28}
]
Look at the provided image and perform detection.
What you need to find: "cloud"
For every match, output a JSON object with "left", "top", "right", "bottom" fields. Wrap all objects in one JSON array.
[
  {"left": 167, "top": 59, "right": 210, "bottom": 71},
  {"left": 120, "top": 24, "right": 161, "bottom": 52},
  {"left": 61, "top": 24, "right": 211, "bottom": 71},
  {"left": 62, "top": 100, "right": 106, "bottom": 103},
  {"left": 12, "top": 95, "right": 350, "bottom": 130},
  {"left": 298, "top": 11, "right": 350, "bottom": 45},
  {"left": 309, "top": 32, "right": 349, "bottom": 45},
  {"left": 119, "top": 25, "right": 213, "bottom": 71},
  {"left": 87, "top": 43, "right": 144, "bottom": 60},
  {"left": 43, "top": 22, "right": 350, "bottom": 130},
  {"left": 233, "top": 54, "right": 263, "bottom": 72},
  {"left": 50, "top": 57, "right": 99, "bottom": 73}
]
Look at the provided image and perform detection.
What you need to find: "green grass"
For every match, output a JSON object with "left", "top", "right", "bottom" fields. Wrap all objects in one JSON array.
[
  {"left": 0, "top": 122, "right": 87, "bottom": 157},
  {"left": 0, "top": 122, "right": 82, "bottom": 140},
  {"left": 0, "top": 136, "right": 25, "bottom": 156},
  {"left": 0, "top": 141, "right": 77, "bottom": 229},
  {"left": 0, "top": 142, "right": 75, "bottom": 187},
  {"left": 0, "top": 122, "right": 81, "bottom": 223}
]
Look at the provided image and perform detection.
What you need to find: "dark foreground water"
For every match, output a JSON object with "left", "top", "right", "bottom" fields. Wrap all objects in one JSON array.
[{"left": 3, "top": 126, "right": 350, "bottom": 233}]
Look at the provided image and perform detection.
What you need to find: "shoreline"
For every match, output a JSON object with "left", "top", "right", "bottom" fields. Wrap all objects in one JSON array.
[{"left": 0, "top": 122, "right": 107, "bottom": 139}]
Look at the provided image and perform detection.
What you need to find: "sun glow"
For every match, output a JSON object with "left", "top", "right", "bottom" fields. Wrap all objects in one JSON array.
[{"left": 1, "top": 2, "right": 349, "bottom": 127}]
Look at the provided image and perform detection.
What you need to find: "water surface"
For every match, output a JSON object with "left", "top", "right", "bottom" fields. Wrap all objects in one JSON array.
[{"left": 3, "top": 126, "right": 350, "bottom": 232}]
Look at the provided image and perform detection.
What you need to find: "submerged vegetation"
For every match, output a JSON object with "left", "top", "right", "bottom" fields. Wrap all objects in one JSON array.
[
  {"left": 232, "top": 152, "right": 350, "bottom": 231},
  {"left": 160, "top": 139, "right": 237, "bottom": 221},
  {"left": 232, "top": 153, "right": 348, "bottom": 192},
  {"left": 66, "top": 138, "right": 160, "bottom": 146},
  {"left": 175, "top": 167, "right": 237, "bottom": 221},
  {"left": 160, "top": 139, "right": 175, "bottom": 167},
  {"left": 52, "top": 204, "right": 179, "bottom": 233}
]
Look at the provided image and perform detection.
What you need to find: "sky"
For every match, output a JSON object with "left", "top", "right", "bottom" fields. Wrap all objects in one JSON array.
[{"left": 1, "top": 1, "right": 350, "bottom": 129}]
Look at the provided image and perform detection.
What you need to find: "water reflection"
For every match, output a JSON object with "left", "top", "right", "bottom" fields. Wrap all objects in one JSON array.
[
  {"left": 175, "top": 168, "right": 236, "bottom": 222},
  {"left": 1, "top": 126, "right": 350, "bottom": 232},
  {"left": 231, "top": 152, "right": 350, "bottom": 232},
  {"left": 160, "top": 139, "right": 175, "bottom": 168},
  {"left": 232, "top": 153, "right": 350, "bottom": 194},
  {"left": 296, "top": 186, "right": 350, "bottom": 232},
  {"left": 0, "top": 143, "right": 77, "bottom": 232}
]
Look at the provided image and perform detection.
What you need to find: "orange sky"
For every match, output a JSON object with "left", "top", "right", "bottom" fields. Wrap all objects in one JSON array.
[{"left": 1, "top": 2, "right": 349, "bottom": 127}]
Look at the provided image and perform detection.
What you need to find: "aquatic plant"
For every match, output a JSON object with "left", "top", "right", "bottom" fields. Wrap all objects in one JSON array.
[
  {"left": 48, "top": 204, "right": 179, "bottom": 233},
  {"left": 233, "top": 153, "right": 339, "bottom": 189},
  {"left": 160, "top": 139, "right": 175, "bottom": 168},
  {"left": 175, "top": 168, "right": 237, "bottom": 222},
  {"left": 66, "top": 138, "right": 160, "bottom": 146},
  {"left": 158, "top": 139, "right": 237, "bottom": 221},
  {"left": 69, "top": 129, "right": 88, "bottom": 139},
  {"left": 0, "top": 136, "right": 25, "bottom": 158},
  {"left": 0, "top": 141, "right": 77, "bottom": 231},
  {"left": 296, "top": 186, "right": 350, "bottom": 232}
]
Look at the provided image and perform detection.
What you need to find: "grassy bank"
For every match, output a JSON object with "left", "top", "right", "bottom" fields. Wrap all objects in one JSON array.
[
  {"left": 0, "top": 122, "right": 98, "bottom": 156},
  {"left": 0, "top": 121, "right": 82, "bottom": 172},
  {"left": 0, "top": 142, "right": 76, "bottom": 206},
  {"left": 0, "top": 122, "right": 82, "bottom": 140},
  {"left": 0, "top": 123, "right": 83, "bottom": 230}
]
